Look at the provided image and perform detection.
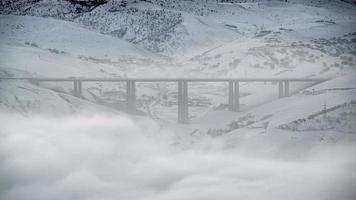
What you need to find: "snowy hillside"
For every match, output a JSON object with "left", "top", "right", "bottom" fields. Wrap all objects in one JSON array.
[
  {"left": 0, "top": 15, "right": 178, "bottom": 114},
  {"left": 193, "top": 73, "right": 356, "bottom": 135},
  {"left": 1, "top": 0, "right": 356, "bottom": 122},
  {"left": 0, "top": 1, "right": 356, "bottom": 199},
  {"left": 1, "top": 0, "right": 356, "bottom": 56}
]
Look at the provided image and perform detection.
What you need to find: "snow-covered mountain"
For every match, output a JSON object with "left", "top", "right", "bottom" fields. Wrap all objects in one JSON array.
[
  {"left": 1, "top": 0, "right": 355, "bottom": 123},
  {"left": 2, "top": 0, "right": 355, "bottom": 56},
  {"left": 1, "top": 1, "right": 356, "bottom": 200}
]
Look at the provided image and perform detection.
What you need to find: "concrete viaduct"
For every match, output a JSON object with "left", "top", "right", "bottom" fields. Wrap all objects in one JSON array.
[{"left": 0, "top": 77, "right": 328, "bottom": 123}]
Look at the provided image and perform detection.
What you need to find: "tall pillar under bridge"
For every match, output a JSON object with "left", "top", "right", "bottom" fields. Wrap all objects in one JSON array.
[
  {"left": 178, "top": 80, "right": 189, "bottom": 124},
  {"left": 279, "top": 81, "right": 290, "bottom": 98},
  {"left": 0, "top": 77, "right": 328, "bottom": 124},
  {"left": 228, "top": 81, "right": 240, "bottom": 112},
  {"left": 73, "top": 80, "right": 82, "bottom": 98},
  {"left": 126, "top": 80, "right": 136, "bottom": 114}
]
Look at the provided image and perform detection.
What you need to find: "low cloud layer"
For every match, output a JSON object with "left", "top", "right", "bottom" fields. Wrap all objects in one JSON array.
[{"left": 0, "top": 114, "right": 355, "bottom": 200}]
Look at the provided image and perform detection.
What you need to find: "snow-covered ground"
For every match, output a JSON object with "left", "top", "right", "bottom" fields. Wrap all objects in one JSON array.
[{"left": 0, "top": 0, "right": 356, "bottom": 199}]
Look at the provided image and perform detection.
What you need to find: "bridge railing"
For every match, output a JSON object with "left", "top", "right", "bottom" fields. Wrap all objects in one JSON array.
[{"left": 0, "top": 77, "right": 329, "bottom": 123}]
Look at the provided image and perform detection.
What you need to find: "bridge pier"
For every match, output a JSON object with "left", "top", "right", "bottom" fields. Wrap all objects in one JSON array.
[
  {"left": 279, "top": 81, "right": 284, "bottom": 98},
  {"left": 178, "top": 80, "right": 189, "bottom": 124},
  {"left": 73, "top": 80, "right": 82, "bottom": 98},
  {"left": 284, "top": 81, "right": 290, "bottom": 97},
  {"left": 278, "top": 81, "right": 290, "bottom": 98},
  {"left": 126, "top": 80, "right": 136, "bottom": 114},
  {"left": 228, "top": 81, "right": 240, "bottom": 112}
]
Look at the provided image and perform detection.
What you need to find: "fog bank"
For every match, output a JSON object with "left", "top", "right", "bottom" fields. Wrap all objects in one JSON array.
[{"left": 0, "top": 114, "right": 355, "bottom": 200}]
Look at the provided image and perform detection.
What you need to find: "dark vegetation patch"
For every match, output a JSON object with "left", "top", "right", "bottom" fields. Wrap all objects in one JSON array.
[
  {"left": 48, "top": 48, "right": 65, "bottom": 54},
  {"left": 24, "top": 41, "right": 39, "bottom": 47},
  {"left": 279, "top": 101, "right": 356, "bottom": 133}
]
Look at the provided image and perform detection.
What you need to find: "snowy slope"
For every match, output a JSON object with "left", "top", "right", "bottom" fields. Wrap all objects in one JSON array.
[
  {"left": 0, "top": 15, "right": 153, "bottom": 60},
  {"left": 2, "top": 0, "right": 356, "bottom": 57},
  {"left": 0, "top": 15, "right": 171, "bottom": 115},
  {"left": 0, "top": 80, "right": 122, "bottom": 115},
  {"left": 1, "top": 2, "right": 356, "bottom": 199},
  {"left": 0, "top": 1, "right": 356, "bottom": 123},
  {"left": 188, "top": 73, "right": 356, "bottom": 136},
  {"left": 73, "top": 1, "right": 241, "bottom": 56}
]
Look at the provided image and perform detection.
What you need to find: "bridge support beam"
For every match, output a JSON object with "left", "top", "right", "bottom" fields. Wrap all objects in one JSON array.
[
  {"left": 228, "top": 81, "right": 240, "bottom": 112},
  {"left": 284, "top": 81, "right": 290, "bottom": 97},
  {"left": 178, "top": 80, "right": 189, "bottom": 124},
  {"left": 278, "top": 81, "right": 290, "bottom": 98},
  {"left": 126, "top": 80, "right": 136, "bottom": 114},
  {"left": 228, "top": 81, "right": 234, "bottom": 111},
  {"left": 279, "top": 81, "right": 284, "bottom": 98},
  {"left": 73, "top": 80, "right": 82, "bottom": 98}
]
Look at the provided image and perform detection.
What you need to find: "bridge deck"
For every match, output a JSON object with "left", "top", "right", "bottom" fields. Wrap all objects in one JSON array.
[{"left": 0, "top": 77, "right": 329, "bottom": 82}]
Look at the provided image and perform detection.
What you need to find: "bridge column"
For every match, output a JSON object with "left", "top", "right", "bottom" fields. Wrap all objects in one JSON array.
[
  {"left": 284, "top": 81, "right": 290, "bottom": 97},
  {"left": 73, "top": 80, "right": 77, "bottom": 96},
  {"left": 73, "top": 80, "right": 82, "bottom": 98},
  {"left": 279, "top": 81, "right": 284, "bottom": 98},
  {"left": 234, "top": 81, "right": 240, "bottom": 112},
  {"left": 228, "top": 81, "right": 240, "bottom": 112},
  {"left": 77, "top": 81, "right": 82, "bottom": 98},
  {"left": 126, "top": 80, "right": 136, "bottom": 114},
  {"left": 178, "top": 80, "right": 189, "bottom": 124},
  {"left": 228, "top": 81, "right": 234, "bottom": 111}
]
